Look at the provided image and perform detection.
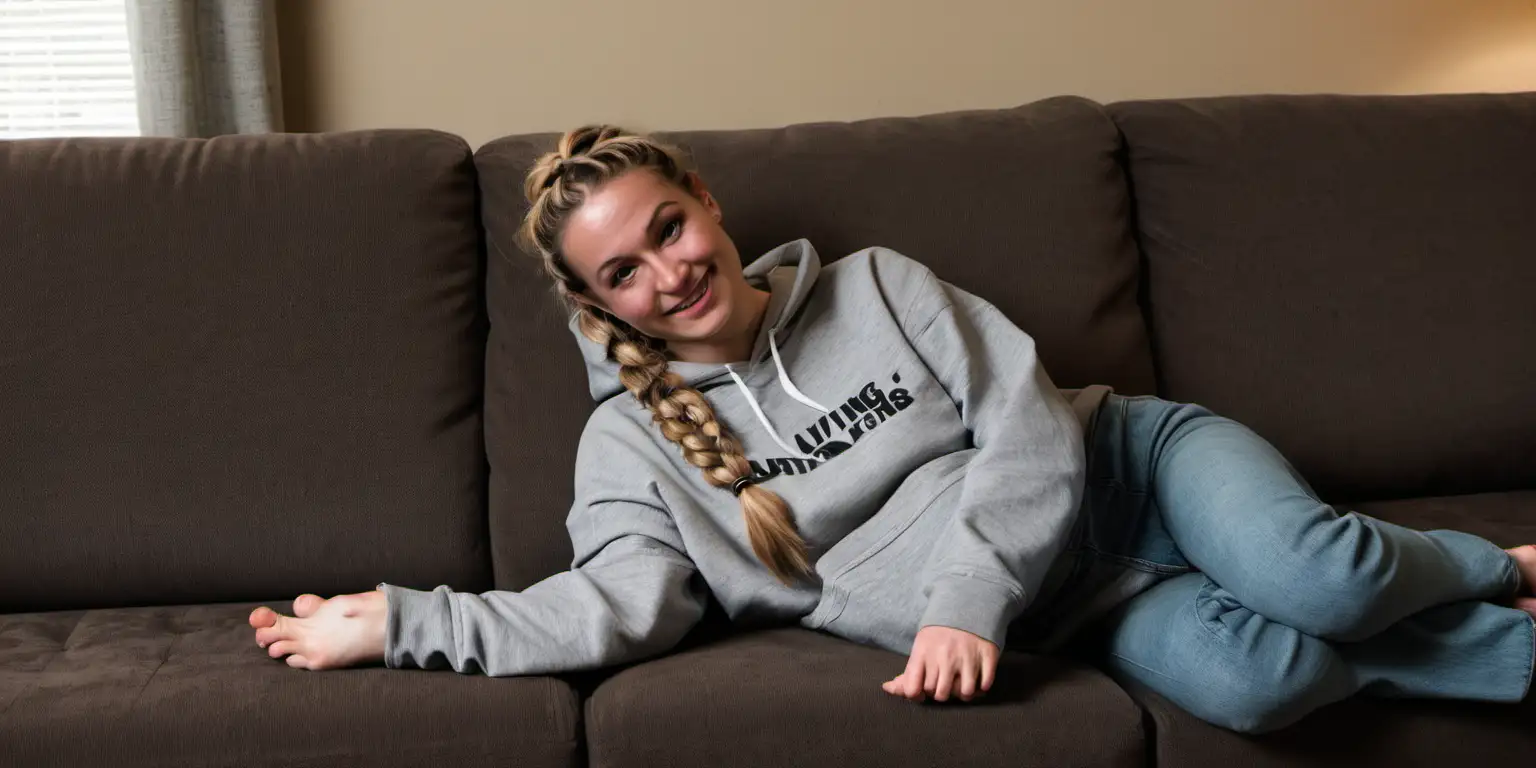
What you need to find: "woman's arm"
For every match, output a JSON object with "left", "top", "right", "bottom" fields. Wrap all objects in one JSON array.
[
  {"left": 252, "top": 502, "right": 706, "bottom": 676},
  {"left": 253, "top": 420, "right": 709, "bottom": 676},
  {"left": 875, "top": 256, "right": 1086, "bottom": 703},
  {"left": 901, "top": 263, "right": 1087, "bottom": 649},
  {"left": 385, "top": 405, "right": 711, "bottom": 676},
  {"left": 381, "top": 523, "right": 706, "bottom": 676}
]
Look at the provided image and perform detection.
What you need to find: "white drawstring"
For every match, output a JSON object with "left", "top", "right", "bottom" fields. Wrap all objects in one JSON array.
[
  {"left": 770, "top": 329, "right": 830, "bottom": 413},
  {"left": 719, "top": 327, "right": 829, "bottom": 462},
  {"left": 724, "top": 364, "right": 820, "bottom": 460}
]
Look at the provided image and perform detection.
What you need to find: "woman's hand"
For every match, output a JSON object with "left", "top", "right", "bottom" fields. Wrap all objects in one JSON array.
[
  {"left": 248, "top": 589, "right": 388, "bottom": 670},
  {"left": 882, "top": 625, "right": 999, "bottom": 703}
]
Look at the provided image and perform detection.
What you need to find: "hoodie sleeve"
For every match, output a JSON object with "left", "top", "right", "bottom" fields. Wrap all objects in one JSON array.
[
  {"left": 379, "top": 420, "right": 708, "bottom": 676},
  {"left": 900, "top": 264, "right": 1087, "bottom": 649}
]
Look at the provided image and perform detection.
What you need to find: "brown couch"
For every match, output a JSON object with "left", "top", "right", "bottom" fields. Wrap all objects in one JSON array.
[{"left": 4, "top": 92, "right": 1533, "bottom": 767}]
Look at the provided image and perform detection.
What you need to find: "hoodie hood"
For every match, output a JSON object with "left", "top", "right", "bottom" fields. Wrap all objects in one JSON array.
[{"left": 572, "top": 239, "right": 823, "bottom": 402}]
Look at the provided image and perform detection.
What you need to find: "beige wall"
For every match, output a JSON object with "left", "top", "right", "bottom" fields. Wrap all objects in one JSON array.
[{"left": 277, "top": 0, "right": 1536, "bottom": 147}]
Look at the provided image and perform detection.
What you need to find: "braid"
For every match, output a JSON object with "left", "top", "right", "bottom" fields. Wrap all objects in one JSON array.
[
  {"left": 574, "top": 298, "right": 810, "bottom": 584},
  {"left": 519, "top": 126, "right": 812, "bottom": 584}
]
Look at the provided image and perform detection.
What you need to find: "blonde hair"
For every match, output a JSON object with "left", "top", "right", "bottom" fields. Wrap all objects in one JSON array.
[{"left": 517, "top": 125, "right": 810, "bottom": 584}]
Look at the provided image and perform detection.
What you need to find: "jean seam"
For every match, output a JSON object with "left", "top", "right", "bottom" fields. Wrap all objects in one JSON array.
[
  {"left": 1106, "top": 646, "right": 1290, "bottom": 711},
  {"left": 1107, "top": 650, "right": 1187, "bottom": 686},
  {"left": 1080, "top": 545, "right": 1191, "bottom": 575},
  {"left": 1522, "top": 612, "right": 1535, "bottom": 698},
  {"left": 1106, "top": 646, "right": 1294, "bottom": 731}
]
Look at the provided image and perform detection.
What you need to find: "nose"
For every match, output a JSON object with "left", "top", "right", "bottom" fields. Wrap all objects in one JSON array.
[{"left": 653, "top": 255, "right": 691, "bottom": 295}]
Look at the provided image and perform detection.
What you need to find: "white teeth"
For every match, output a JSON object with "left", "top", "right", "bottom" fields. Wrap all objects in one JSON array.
[{"left": 674, "top": 277, "right": 706, "bottom": 313}]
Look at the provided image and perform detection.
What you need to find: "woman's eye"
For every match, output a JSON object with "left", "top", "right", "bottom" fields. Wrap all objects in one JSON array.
[
  {"left": 661, "top": 218, "right": 683, "bottom": 242},
  {"left": 610, "top": 265, "right": 636, "bottom": 287}
]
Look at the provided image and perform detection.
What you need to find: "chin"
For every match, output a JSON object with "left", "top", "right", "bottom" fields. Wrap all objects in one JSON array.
[{"left": 668, "top": 311, "right": 729, "bottom": 345}]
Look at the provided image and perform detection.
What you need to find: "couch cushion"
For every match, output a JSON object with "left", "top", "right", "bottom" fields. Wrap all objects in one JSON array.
[
  {"left": 1110, "top": 93, "right": 1536, "bottom": 501},
  {"left": 582, "top": 627, "right": 1144, "bottom": 768},
  {"left": 0, "top": 601, "right": 579, "bottom": 768},
  {"left": 1130, "top": 681, "right": 1535, "bottom": 768},
  {"left": 475, "top": 97, "right": 1155, "bottom": 589},
  {"left": 0, "top": 131, "right": 490, "bottom": 611},
  {"left": 1123, "top": 490, "right": 1536, "bottom": 767},
  {"left": 1349, "top": 489, "right": 1536, "bottom": 547}
]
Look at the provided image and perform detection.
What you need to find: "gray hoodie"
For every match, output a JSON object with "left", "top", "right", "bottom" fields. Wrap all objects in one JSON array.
[{"left": 380, "top": 240, "right": 1110, "bottom": 675}]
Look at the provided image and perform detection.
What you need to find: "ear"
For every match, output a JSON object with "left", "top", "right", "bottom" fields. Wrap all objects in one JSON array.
[{"left": 684, "top": 171, "right": 723, "bottom": 223}]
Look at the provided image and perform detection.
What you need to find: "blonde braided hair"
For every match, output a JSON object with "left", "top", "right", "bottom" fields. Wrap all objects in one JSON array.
[{"left": 517, "top": 125, "right": 811, "bottom": 584}]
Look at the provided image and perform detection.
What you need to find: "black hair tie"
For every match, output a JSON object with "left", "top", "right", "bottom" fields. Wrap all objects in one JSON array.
[{"left": 730, "top": 475, "right": 758, "bottom": 496}]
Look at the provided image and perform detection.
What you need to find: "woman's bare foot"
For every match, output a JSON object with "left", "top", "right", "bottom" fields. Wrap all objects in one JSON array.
[
  {"left": 248, "top": 589, "right": 388, "bottom": 670},
  {"left": 1504, "top": 546, "right": 1536, "bottom": 618}
]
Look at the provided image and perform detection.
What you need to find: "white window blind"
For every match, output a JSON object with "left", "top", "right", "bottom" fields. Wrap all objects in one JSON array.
[{"left": 0, "top": 0, "right": 140, "bottom": 138}]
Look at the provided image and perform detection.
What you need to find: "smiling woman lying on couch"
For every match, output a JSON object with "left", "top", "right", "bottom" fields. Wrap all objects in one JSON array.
[{"left": 250, "top": 124, "right": 1536, "bottom": 735}]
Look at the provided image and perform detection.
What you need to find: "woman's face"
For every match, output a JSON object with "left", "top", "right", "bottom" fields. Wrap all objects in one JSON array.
[{"left": 559, "top": 169, "right": 766, "bottom": 363}]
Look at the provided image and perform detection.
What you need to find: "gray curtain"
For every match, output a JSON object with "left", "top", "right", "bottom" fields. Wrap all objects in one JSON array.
[{"left": 126, "top": 0, "right": 284, "bottom": 137}]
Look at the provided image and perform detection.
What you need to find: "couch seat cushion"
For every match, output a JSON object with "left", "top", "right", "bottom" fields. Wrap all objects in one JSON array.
[
  {"left": 0, "top": 601, "right": 579, "bottom": 768},
  {"left": 584, "top": 627, "right": 1143, "bottom": 768}
]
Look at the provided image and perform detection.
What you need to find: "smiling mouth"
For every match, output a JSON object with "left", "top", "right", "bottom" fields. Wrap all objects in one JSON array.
[{"left": 667, "top": 269, "right": 711, "bottom": 315}]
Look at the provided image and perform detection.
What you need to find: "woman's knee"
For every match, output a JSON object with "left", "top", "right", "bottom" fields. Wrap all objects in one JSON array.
[
  {"left": 1109, "top": 637, "right": 1346, "bottom": 734},
  {"left": 1240, "top": 514, "right": 1396, "bottom": 641},
  {"left": 1106, "top": 577, "right": 1354, "bottom": 733},
  {"left": 1194, "top": 590, "right": 1355, "bottom": 730}
]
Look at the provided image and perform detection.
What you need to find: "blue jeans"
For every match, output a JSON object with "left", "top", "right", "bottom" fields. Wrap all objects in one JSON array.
[{"left": 1032, "top": 394, "right": 1533, "bottom": 733}]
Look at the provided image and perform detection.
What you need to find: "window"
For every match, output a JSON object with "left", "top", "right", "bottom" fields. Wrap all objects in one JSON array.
[{"left": 1, "top": 0, "right": 140, "bottom": 138}]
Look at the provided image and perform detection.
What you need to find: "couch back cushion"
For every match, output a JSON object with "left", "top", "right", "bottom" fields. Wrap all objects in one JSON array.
[
  {"left": 0, "top": 131, "right": 491, "bottom": 612},
  {"left": 475, "top": 97, "right": 1154, "bottom": 589},
  {"left": 1110, "top": 93, "right": 1536, "bottom": 501}
]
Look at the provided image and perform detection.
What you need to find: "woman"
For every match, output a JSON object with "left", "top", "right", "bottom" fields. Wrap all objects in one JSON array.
[{"left": 250, "top": 126, "right": 1536, "bottom": 733}]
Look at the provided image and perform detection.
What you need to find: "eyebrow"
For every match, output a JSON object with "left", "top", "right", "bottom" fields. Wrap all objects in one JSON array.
[{"left": 595, "top": 200, "right": 678, "bottom": 280}]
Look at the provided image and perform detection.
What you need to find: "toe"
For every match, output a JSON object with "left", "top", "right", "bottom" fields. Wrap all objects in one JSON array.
[
  {"left": 285, "top": 654, "right": 311, "bottom": 670},
  {"left": 292, "top": 594, "right": 324, "bottom": 618},
  {"left": 1516, "top": 597, "right": 1536, "bottom": 619},
  {"left": 248, "top": 606, "right": 278, "bottom": 629},
  {"left": 254, "top": 615, "right": 291, "bottom": 647},
  {"left": 1508, "top": 547, "right": 1536, "bottom": 596}
]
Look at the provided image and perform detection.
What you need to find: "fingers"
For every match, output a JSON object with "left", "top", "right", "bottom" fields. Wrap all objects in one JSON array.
[
  {"left": 885, "top": 631, "right": 1002, "bottom": 704},
  {"left": 902, "top": 658, "right": 926, "bottom": 701},
  {"left": 933, "top": 659, "right": 955, "bottom": 702},
  {"left": 958, "top": 653, "right": 979, "bottom": 701},
  {"left": 980, "top": 647, "right": 998, "bottom": 693}
]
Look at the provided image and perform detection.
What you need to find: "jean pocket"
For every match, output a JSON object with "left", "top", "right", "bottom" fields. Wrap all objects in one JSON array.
[{"left": 1078, "top": 481, "right": 1191, "bottom": 573}]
